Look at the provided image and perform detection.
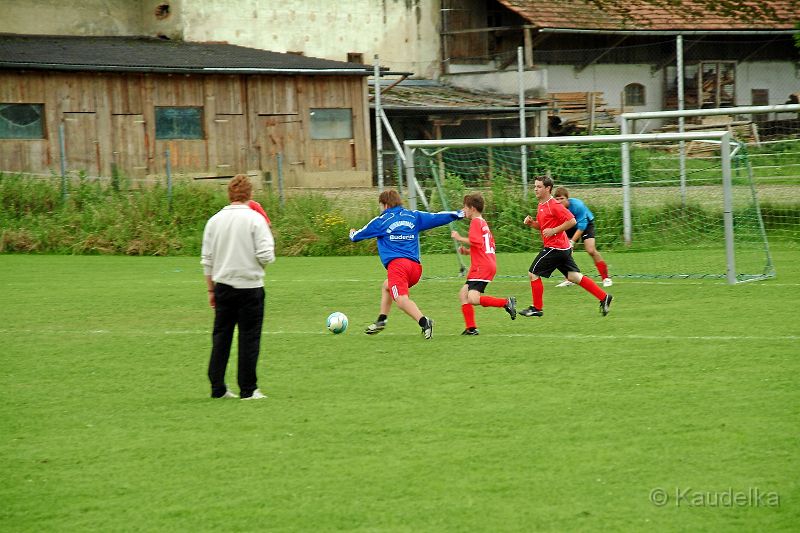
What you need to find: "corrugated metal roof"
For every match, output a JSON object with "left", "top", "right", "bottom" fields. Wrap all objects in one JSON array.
[
  {"left": 497, "top": 0, "right": 798, "bottom": 32},
  {"left": 0, "top": 33, "right": 373, "bottom": 75}
]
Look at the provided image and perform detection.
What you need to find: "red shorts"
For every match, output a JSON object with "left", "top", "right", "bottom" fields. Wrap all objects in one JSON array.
[{"left": 387, "top": 258, "right": 422, "bottom": 300}]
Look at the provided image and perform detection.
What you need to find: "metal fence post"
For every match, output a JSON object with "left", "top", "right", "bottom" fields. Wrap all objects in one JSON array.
[
  {"left": 165, "top": 148, "right": 173, "bottom": 212},
  {"left": 58, "top": 122, "right": 67, "bottom": 202}
]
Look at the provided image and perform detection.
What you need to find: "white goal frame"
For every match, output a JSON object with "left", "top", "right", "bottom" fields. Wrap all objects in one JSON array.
[{"left": 403, "top": 130, "right": 749, "bottom": 284}]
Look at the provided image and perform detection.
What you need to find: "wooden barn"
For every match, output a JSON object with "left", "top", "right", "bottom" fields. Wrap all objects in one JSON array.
[{"left": 0, "top": 34, "right": 374, "bottom": 187}]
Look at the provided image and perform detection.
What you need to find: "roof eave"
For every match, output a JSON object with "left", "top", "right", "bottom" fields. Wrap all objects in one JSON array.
[
  {"left": 538, "top": 27, "right": 800, "bottom": 36},
  {"left": 0, "top": 62, "right": 373, "bottom": 76}
]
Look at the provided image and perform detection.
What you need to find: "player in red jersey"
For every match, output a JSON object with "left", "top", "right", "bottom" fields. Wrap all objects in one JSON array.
[
  {"left": 450, "top": 193, "right": 516, "bottom": 335},
  {"left": 520, "top": 176, "right": 612, "bottom": 317}
]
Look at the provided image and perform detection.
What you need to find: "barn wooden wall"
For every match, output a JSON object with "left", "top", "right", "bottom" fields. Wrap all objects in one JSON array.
[{"left": 0, "top": 70, "right": 372, "bottom": 187}]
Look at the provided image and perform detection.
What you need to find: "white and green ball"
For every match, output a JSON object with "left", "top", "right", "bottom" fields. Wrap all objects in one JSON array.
[{"left": 326, "top": 312, "right": 348, "bottom": 334}]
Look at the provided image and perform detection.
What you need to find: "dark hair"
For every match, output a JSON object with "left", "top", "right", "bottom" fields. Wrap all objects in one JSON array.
[
  {"left": 463, "top": 192, "right": 484, "bottom": 213},
  {"left": 378, "top": 189, "right": 403, "bottom": 208},
  {"left": 536, "top": 175, "right": 554, "bottom": 192},
  {"left": 228, "top": 174, "right": 253, "bottom": 202},
  {"left": 553, "top": 186, "right": 570, "bottom": 198}
]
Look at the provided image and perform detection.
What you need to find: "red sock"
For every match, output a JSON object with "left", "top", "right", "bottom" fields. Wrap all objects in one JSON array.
[
  {"left": 596, "top": 260, "right": 609, "bottom": 279},
  {"left": 579, "top": 275, "right": 607, "bottom": 300},
  {"left": 461, "top": 303, "right": 476, "bottom": 329},
  {"left": 531, "top": 278, "right": 543, "bottom": 309},
  {"left": 479, "top": 295, "right": 506, "bottom": 308}
]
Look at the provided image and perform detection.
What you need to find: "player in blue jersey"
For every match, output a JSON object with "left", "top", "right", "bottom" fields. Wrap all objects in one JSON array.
[
  {"left": 553, "top": 187, "right": 612, "bottom": 288},
  {"left": 350, "top": 189, "right": 464, "bottom": 339}
]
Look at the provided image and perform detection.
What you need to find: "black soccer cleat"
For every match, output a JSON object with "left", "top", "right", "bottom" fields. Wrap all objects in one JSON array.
[
  {"left": 600, "top": 294, "right": 613, "bottom": 316},
  {"left": 364, "top": 320, "right": 387, "bottom": 335},
  {"left": 461, "top": 328, "right": 480, "bottom": 336},
  {"left": 421, "top": 317, "right": 434, "bottom": 339},
  {"left": 504, "top": 296, "right": 517, "bottom": 320},
  {"left": 519, "top": 305, "right": 543, "bottom": 317}
]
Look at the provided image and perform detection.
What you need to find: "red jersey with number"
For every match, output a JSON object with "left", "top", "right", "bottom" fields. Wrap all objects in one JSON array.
[
  {"left": 467, "top": 217, "right": 497, "bottom": 281},
  {"left": 537, "top": 197, "right": 573, "bottom": 249}
]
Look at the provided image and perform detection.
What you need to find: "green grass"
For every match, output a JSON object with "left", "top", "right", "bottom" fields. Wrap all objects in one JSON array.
[{"left": 2, "top": 249, "right": 799, "bottom": 531}]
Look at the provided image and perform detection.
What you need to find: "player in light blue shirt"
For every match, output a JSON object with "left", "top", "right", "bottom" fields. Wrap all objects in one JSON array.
[{"left": 553, "top": 187, "right": 612, "bottom": 287}]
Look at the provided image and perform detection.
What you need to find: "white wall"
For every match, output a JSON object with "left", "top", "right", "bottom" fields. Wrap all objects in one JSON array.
[
  {"left": 0, "top": 0, "right": 143, "bottom": 36},
  {"left": 180, "top": 0, "right": 442, "bottom": 78},
  {"left": 736, "top": 61, "right": 799, "bottom": 107},
  {"left": 443, "top": 68, "right": 547, "bottom": 97}
]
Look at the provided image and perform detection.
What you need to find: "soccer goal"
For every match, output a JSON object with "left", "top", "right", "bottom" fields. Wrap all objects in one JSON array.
[{"left": 403, "top": 130, "right": 775, "bottom": 285}]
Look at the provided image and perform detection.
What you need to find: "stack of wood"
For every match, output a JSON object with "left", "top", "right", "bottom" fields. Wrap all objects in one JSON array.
[
  {"left": 547, "top": 92, "right": 617, "bottom": 132},
  {"left": 659, "top": 115, "right": 761, "bottom": 155}
]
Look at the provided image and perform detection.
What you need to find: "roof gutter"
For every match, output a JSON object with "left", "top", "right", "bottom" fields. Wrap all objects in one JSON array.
[
  {"left": 538, "top": 28, "right": 799, "bottom": 36},
  {"left": 0, "top": 62, "right": 373, "bottom": 75}
]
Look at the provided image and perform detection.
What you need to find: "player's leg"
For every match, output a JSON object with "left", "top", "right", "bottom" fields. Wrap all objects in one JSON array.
[
  {"left": 566, "top": 265, "right": 612, "bottom": 316},
  {"left": 236, "top": 286, "right": 264, "bottom": 399},
  {"left": 556, "top": 228, "right": 576, "bottom": 287},
  {"left": 459, "top": 284, "right": 478, "bottom": 334},
  {"left": 208, "top": 283, "right": 237, "bottom": 397},
  {"left": 365, "top": 279, "right": 392, "bottom": 334},
  {"left": 582, "top": 223, "right": 611, "bottom": 287},
  {"left": 389, "top": 258, "right": 433, "bottom": 338},
  {"left": 521, "top": 250, "right": 553, "bottom": 317}
]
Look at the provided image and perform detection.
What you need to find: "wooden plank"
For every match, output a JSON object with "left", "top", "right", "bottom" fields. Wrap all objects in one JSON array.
[
  {"left": 156, "top": 140, "right": 207, "bottom": 173},
  {"left": 152, "top": 74, "right": 204, "bottom": 106},
  {"left": 107, "top": 73, "right": 143, "bottom": 115},
  {"left": 62, "top": 111, "right": 99, "bottom": 175},
  {"left": 0, "top": 71, "right": 46, "bottom": 102},
  {"left": 213, "top": 114, "right": 248, "bottom": 174},
  {"left": 111, "top": 114, "right": 148, "bottom": 179}
]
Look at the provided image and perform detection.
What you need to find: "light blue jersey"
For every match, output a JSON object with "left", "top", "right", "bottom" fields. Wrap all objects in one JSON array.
[{"left": 566, "top": 198, "right": 594, "bottom": 231}]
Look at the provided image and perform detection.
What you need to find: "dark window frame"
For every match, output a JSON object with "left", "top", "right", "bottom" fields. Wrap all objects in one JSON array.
[
  {"left": 624, "top": 83, "right": 646, "bottom": 106},
  {"left": 0, "top": 103, "right": 45, "bottom": 139},
  {"left": 155, "top": 106, "right": 204, "bottom": 140}
]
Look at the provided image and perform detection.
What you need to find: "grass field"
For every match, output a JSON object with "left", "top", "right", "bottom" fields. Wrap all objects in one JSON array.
[{"left": 1, "top": 248, "right": 799, "bottom": 531}]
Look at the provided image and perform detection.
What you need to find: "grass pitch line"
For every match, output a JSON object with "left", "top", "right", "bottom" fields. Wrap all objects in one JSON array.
[{"left": 4, "top": 330, "right": 797, "bottom": 341}]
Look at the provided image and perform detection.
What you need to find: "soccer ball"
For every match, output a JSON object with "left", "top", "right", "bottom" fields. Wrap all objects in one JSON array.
[{"left": 326, "top": 312, "right": 348, "bottom": 334}]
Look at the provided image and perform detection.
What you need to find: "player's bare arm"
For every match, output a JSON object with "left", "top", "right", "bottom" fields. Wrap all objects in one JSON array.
[{"left": 523, "top": 215, "right": 540, "bottom": 229}]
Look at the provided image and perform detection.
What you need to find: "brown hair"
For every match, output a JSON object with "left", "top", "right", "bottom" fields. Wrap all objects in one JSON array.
[
  {"left": 463, "top": 192, "right": 485, "bottom": 213},
  {"left": 536, "top": 175, "right": 554, "bottom": 192},
  {"left": 378, "top": 189, "right": 403, "bottom": 208},
  {"left": 553, "top": 186, "right": 570, "bottom": 198},
  {"left": 228, "top": 174, "right": 253, "bottom": 203}
]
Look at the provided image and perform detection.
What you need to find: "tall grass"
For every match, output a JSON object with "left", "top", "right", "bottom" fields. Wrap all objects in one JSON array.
[{"left": 1, "top": 173, "right": 798, "bottom": 256}]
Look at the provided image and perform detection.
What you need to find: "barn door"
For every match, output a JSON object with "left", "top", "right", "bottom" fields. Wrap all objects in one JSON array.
[
  {"left": 111, "top": 114, "right": 148, "bottom": 180},
  {"left": 259, "top": 114, "right": 304, "bottom": 188},
  {"left": 62, "top": 112, "right": 100, "bottom": 176},
  {"left": 213, "top": 114, "right": 248, "bottom": 175}
]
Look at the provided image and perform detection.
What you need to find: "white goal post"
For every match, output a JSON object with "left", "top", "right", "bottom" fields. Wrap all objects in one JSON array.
[{"left": 403, "top": 130, "right": 749, "bottom": 284}]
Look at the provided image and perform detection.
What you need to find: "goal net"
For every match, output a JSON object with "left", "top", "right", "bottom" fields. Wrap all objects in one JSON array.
[{"left": 403, "top": 131, "right": 775, "bottom": 284}]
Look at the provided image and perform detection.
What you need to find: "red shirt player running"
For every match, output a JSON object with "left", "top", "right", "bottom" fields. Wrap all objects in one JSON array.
[
  {"left": 520, "top": 177, "right": 613, "bottom": 317},
  {"left": 450, "top": 193, "right": 516, "bottom": 335}
]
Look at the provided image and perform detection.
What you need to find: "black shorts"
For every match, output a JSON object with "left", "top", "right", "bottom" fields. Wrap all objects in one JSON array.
[
  {"left": 529, "top": 247, "right": 581, "bottom": 278},
  {"left": 466, "top": 280, "right": 489, "bottom": 293},
  {"left": 565, "top": 220, "right": 596, "bottom": 241}
]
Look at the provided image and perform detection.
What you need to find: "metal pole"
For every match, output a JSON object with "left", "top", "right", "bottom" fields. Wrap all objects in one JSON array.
[
  {"left": 517, "top": 46, "right": 528, "bottom": 200},
  {"left": 277, "top": 152, "right": 285, "bottom": 207},
  {"left": 404, "top": 144, "right": 417, "bottom": 210},
  {"left": 677, "top": 34, "right": 687, "bottom": 206},
  {"left": 374, "top": 55, "right": 384, "bottom": 192},
  {"left": 165, "top": 148, "right": 173, "bottom": 212},
  {"left": 395, "top": 152, "right": 403, "bottom": 194},
  {"left": 721, "top": 132, "right": 736, "bottom": 284},
  {"left": 58, "top": 122, "right": 67, "bottom": 202},
  {"left": 620, "top": 118, "right": 632, "bottom": 245}
]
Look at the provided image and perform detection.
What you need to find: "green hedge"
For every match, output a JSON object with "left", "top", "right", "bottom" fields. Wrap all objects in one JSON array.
[{"left": 1, "top": 173, "right": 798, "bottom": 256}]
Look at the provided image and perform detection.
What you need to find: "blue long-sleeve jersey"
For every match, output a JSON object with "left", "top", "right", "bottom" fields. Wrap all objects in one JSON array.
[
  {"left": 350, "top": 206, "right": 464, "bottom": 268},
  {"left": 566, "top": 198, "right": 594, "bottom": 231}
]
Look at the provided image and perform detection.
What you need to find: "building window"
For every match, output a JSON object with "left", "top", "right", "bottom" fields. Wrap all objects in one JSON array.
[
  {"left": 752, "top": 89, "right": 769, "bottom": 123},
  {"left": 624, "top": 83, "right": 646, "bottom": 106},
  {"left": 0, "top": 103, "right": 44, "bottom": 139},
  {"left": 347, "top": 53, "right": 364, "bottom": 64},
  {"left": 310, "top": 108, "right": 353, "bottom": 140},
  {"left": 155, "top": 107, "right": 203, "bottom": 139}
]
